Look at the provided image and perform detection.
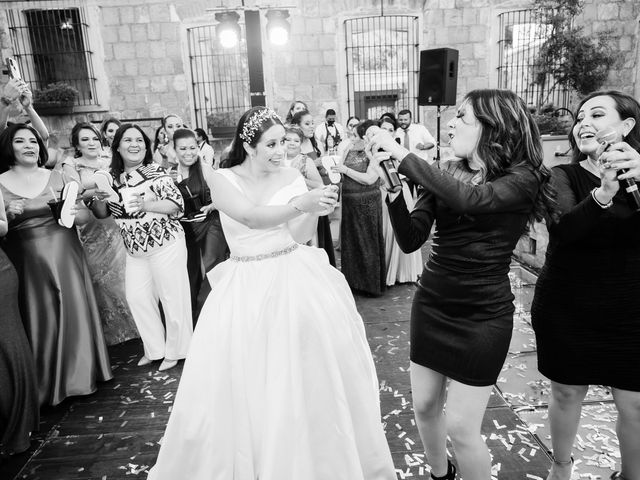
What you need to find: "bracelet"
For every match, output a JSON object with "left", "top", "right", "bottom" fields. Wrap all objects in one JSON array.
[{"left": 591, "top": 188, "right": 613, "bottom": 209}]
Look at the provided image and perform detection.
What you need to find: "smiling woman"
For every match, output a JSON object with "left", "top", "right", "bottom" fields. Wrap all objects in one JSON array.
[
  {"left": 86, "top": 124, "right": 193, "bottom": 372},
  {"left": 531, "top": 90, "right": 640, "bottom": 480},
  {"left": 170, "top": 128, "right": 228, "bottom": 320},
  {"left": 61, "top": 122, "right": 137, "bottom": 345},
  {"left": 148, "top": 106, "right": 396, "bottom": 480},
  {"left": 0, "top": 123, "right": 113, "bottom": 406}
]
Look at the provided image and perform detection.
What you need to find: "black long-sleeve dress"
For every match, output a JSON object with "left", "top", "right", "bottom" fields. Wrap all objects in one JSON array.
[
  {"left": 531, "top": 164, "right": 640, "bottom": 391},
  {"left": 387, "top": 154, "right": 540, "bottom": 386}
]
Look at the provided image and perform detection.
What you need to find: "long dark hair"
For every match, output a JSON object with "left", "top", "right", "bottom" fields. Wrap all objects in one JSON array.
[
  {"left": 153, "top": 126, "right": 167, "bottom": 153},
  {"left": 290, "top": 109, "right": 320, "bottom": 157},
  {"left": 173, "top": 128, "right": 208, "bottom": 202},
  {"left": 223, "top": 107, "right": 283, "bottom": 168},
  {"left": 110, "top": 124, "right": 154, "bottom": 178},
  {"left": 99, "top": 117, "right": 121, "bottom": 147},
  {"left": 464, "top": 89, "right": 554, "bottom": 223},
  {"left": 568, "top": 90, "right": 640, "bottom": 164},
  {"left": 71, "top": 122, "right": 102, "bottom": 158},
  {"left": 0, "top": 123, "right": 48, "bottom": 173}
]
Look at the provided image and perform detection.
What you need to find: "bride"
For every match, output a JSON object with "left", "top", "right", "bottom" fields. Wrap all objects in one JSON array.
[{"left": 148, "top": 107, "right": 396, "bottom": 480}]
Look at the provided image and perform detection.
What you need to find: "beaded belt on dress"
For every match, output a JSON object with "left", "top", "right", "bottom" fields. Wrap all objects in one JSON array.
[{"left": 229, "top": 243, "right": 298, "bottom": 262}]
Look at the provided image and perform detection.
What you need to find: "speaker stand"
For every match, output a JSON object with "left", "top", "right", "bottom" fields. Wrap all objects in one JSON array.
[{"left": 435, "top": 105, "right": 441, "bottom": 163}]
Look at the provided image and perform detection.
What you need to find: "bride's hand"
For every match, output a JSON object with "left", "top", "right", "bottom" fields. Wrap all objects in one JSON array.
[{"left": 290, "top": 185, "right": 338, "bottom": 214}]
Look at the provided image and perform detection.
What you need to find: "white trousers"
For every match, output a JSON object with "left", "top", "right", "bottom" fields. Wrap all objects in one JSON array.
[{"left": 125, "top": 237, "right": 193, "bottom": 360}]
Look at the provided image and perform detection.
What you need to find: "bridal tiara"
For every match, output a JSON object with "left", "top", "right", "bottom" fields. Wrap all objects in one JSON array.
[{"left": 239, "top": 108, "right": 281, "bottom": 144}]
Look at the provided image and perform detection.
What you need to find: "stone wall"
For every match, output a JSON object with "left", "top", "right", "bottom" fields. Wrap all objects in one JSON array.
[{"left": 0, "top": 0, "right": 638, "bottom": 154}]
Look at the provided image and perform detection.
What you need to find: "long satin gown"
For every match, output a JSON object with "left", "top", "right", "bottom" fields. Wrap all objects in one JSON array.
[
  {"left": 148, "top": 169, "right": 396, "bottom": 480},
  {"left": 0, "top": 171, "right": 113, "bottom": 406},
  {"left": 64, "top": 157, "right": 138, "bottom": 345},
  {"left": 0, "top": 248, "right": 38, "bottom": 455}
]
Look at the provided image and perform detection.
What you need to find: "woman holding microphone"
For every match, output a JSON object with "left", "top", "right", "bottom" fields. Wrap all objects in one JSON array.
[
  {"left": 370, "top": 89, "right": 553, "bottom": 480},
  {"left": 532, "top": 90, "right": 640, "bottom": 480}
]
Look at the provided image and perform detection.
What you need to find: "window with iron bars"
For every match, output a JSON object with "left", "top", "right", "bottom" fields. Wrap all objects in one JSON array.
[
  {"left": 5, "top": 2, "right": 98, "bottom": 106},
  {"left": 344, "top": 16, "right": 420, "bottom": 121},
  {"left": 497, "top": 9, "right": 570, "bottom": 111}
]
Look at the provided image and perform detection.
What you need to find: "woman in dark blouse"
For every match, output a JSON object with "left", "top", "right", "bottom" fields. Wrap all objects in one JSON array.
[
  {"left": 532, "top": 91, "right": 640, "bottom": 480},
  {"left": 370, "top": 89, "right": 553, "bottom": 480}
]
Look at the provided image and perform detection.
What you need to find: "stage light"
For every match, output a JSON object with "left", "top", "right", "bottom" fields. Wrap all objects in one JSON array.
[
  {"left": 215, "top": 11, "right": 241, "bottom": 49},
  {"left": 266, "top": 10, "right": 290, "bottom": 46}
]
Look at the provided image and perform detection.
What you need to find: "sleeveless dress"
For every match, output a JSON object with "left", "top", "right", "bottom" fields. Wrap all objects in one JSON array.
[
  {"left": 0, "top": 171, "right": 112, "bottom": 406},
  {"left": 340, "top": 149, "right": 385, "bottom": 296},
  {"left": 532, "top": 164, "right": 640, "bottom": 390},
  {"left": 63, "top": 157, "right": 137, "bottom": 345},
  {"left": 148, "top": 169, "right": 396, "bottom": 480},
  {"left": 0, "top": 248, "right": 38, "bottom": 455}
]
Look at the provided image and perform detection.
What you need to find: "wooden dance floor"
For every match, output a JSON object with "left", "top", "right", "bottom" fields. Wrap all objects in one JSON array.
[{"left": 3, "top": 265, "right": 620, "bottom": 479}]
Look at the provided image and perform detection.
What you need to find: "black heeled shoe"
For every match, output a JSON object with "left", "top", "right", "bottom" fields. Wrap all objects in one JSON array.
[{"left": 431, "top": 459, "right": 456, "bottom": 480}]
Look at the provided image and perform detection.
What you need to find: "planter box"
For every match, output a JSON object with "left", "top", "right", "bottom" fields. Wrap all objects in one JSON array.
[{"left": 32, "top": 102, "right": 75, "bottom": 116}]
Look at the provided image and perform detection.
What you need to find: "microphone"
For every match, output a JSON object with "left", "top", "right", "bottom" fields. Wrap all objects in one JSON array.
[
  {"left": 595, "top": 127, "right": 640, "bottom": 210},
  {"left": 378, "top": 149, "right": 402, "bottom": 193}
]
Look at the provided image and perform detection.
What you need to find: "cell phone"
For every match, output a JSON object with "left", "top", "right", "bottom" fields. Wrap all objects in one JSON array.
[{"left": 5, "top": 57, "right": 21, "bottom": 80}]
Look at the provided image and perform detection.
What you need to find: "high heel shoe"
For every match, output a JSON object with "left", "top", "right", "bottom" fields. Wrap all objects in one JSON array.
[
  {"left": 158, "top": 359, "right": 178, "bottom": 371},
  {"left": 431, "top": 459, "right": 456, "bottom": 480}
]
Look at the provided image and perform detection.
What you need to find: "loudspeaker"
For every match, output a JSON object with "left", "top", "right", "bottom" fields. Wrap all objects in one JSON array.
[{"left": 418, "top": 48, "right": 458, "bottom": 106}]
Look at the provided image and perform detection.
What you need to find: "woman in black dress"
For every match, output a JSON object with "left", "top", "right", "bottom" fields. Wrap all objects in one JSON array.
[
  {"left": 371, "top": 89, "right": 553, "bottom": 480},
  {"left": 531, "top": 91, "right": 640, "bottom": 480},
  {"left": 171, "top": 128, "right": 228, "bottom": 320}
]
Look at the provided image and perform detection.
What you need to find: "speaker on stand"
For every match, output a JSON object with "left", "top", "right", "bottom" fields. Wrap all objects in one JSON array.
[{"left": 418, "top": 48, "right": 459, "bottom": 162}]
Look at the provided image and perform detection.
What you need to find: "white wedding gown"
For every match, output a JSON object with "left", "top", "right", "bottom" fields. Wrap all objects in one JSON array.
[{"left": 148, "top": 169, "right": 396, "bottom": 480}]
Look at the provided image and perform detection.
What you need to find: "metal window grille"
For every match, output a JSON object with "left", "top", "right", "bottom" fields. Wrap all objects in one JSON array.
[
  {"left": 344, "top": 15, "right": 420, "bottom": 121},
  {"left": 187, "top": 24, "right": 251, "bottom": 138},
  {"left": 497, "top": 9, "right": 570, "bottom": 110},
  {"left": 6, "top": 2, "right": 98, "bottom": 106}
]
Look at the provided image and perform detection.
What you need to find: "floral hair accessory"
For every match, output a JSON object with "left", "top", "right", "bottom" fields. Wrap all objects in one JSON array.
[{"left": 239, "top": 108, "right": 280, "bottom": 144}]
